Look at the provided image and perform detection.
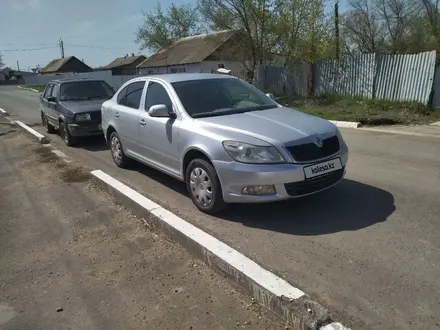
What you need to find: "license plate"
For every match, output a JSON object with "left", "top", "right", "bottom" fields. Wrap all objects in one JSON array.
[
  {"left": 303, "top": 158, "right": 342, "bottom": 179},
  {"left": 98, "top": 124, "right": 102, "bottom": 130}
]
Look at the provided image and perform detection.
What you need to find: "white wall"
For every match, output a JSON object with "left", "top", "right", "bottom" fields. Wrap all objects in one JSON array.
[
  {"left": 22, "top": 70, "right": 138, "bottom": 90},
  {"left": 138, "top": 60, "right": 247, "bottom": 76}
]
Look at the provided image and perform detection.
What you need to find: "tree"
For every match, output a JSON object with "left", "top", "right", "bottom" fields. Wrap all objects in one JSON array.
[
  {"left": 136, "top": 2, "right": 206, "bottom": 52},
  {"left": 420, "top": 0, "right": 440, "bottom": 51},
  {"left": 198, "top": 0, "right": 280, "bottom": 78},
  {"left": 274, "top": 0, "right": 333, "bottom": 62},
  {"left": 342, "top": 0, "right": 387, "bottom": 53},
  {"left": 0, "top": 52, "right": 4, "bottom": 69}
]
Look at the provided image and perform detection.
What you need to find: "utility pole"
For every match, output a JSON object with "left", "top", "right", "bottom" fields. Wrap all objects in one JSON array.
[
  {"left": 335, "top": 1, "right": 340, "bottom": 59},
  {"left": 59, "top": 38, "right": 65, "bottom": 58},
  {"left": 17, "top": 60, "right": 20, "bottom": 71}
]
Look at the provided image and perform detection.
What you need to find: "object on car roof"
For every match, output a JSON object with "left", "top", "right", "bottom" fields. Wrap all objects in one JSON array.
[{"left": 217, "top": 68, "right": 231, "bottom": 75}]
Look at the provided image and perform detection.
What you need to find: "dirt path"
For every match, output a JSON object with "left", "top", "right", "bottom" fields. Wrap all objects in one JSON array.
[{"left": 0, "top": 117, "right": 283, "bottom": 330}]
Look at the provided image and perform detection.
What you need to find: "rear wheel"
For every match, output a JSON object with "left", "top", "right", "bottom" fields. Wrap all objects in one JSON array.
[
  {"left": 41, "top": 112, "right": 55, "bottom": 134},
  {"left": 109, "top": 131, "right": 130, "bottom": 168},
  {"left": 186, "top": 158, "right": 227, "bottom": 214},
  {"left": 59, "top": 121, "right": 76, "bottom": 146}
]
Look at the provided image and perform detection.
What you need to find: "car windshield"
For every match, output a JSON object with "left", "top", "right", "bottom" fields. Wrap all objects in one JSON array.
[
  {"left": 171, "top": 78, "right": 277, "bottom": 118},
  {"left": 60, "top": 81, "right": 114, "bottom": 101}
]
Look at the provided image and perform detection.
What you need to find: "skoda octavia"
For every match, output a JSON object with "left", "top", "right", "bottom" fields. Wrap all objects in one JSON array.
[{"left": 101, "top": 74, "right": 349, "bottom": 214}]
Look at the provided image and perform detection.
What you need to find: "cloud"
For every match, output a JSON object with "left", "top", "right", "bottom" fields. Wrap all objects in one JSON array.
[{"left": 9, "top": 0, "right": 41, "bottom": 10}]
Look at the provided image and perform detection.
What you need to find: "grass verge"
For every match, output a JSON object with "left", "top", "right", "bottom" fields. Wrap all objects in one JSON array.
[
  {"left": 21, "top": 85, "right": 46, "bottom": 92},
  {"left": 278, "top": 95, "right": 440, "bottom": 126}
]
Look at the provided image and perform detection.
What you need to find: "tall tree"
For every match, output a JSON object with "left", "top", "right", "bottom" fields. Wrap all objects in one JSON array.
[
  {"left": 136, "top": 2, "right": 206, "bottom": 52},
  {"left": 0, "top": 52, "right": 4, "bottom": 69},
  {"left": 420, "top": 0, "right": 440, "bottom": 51},
  {"left": 274, "top": 0, "right": 332, "bottom": 62},
  {"left": 342, "top": 0, "right": 387, "bottom": 53},
  {"left": 198, "top": 0, "right": 280, "bottom": 77}
]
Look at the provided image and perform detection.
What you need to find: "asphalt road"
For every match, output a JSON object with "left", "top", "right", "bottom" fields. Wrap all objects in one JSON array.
[
  {"left": 1, "top": 85, "right": 440, "bottom": 329},
  {"left": 0, "top": 114, "right": 283, "bottom": 330}
]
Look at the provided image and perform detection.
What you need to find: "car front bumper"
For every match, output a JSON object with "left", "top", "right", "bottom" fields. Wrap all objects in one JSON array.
[
  {"left": 68, "top": 123, "right": 103, "bottom": 137},
  {"left": 213, "top": 145, "right": 349, "bottom": 203}
]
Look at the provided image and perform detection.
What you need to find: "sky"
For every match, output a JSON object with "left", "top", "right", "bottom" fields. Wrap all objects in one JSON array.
[
  {"left": 0, "top": 0, "right": 348, "bottom": 72},
  {"left": 0, "top": 0, "right": 194, "bottom": 71}
]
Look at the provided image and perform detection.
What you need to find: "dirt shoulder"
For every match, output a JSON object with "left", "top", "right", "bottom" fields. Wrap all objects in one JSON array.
[{"left": 0, "top": 118, "right": 283, "bottom": 330}]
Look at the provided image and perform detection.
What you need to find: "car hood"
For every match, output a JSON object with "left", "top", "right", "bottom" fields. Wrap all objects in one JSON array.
[
  {"left": 195, "top": 107, "right": 336, "bottom": 145},
  {"left": 59, "top": 99, "right": 107, "bottom": 114}
]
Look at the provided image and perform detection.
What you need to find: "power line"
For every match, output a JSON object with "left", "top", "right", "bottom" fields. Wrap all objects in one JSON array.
[
  {"left": 0, "top": 45, "right": 58, "bottom": 52},
  {"left": 65, "top": 44, "right": 125, "bottom": 50}
]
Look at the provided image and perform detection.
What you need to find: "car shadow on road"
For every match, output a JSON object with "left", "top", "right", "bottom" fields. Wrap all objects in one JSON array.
[
  {"left": 216, "top": 179, "right": 396, "bottom": 235},
  {"left": 118, "top": 158, "right": 396, "bottom": 236},
  {"left": 77, "top": 136, "right": 109, "bottom": 152}
]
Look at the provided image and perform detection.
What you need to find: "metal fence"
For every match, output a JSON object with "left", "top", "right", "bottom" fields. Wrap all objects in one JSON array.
[
  {"left": 258, "top": 51, "right": 437, "bottom": 105},
  {"left": 22, "top": 71, "right": 137, "bottom": 90}
]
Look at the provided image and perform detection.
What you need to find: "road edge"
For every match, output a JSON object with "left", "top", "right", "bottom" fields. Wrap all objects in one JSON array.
[
  {"left": 15, "top": 120, "right": 49, "bottom": 144},
  {"left": 329, "top": 120, "right": 361, "bottom": 128},
  {"left": 90, "top": 169, "right": 351, "bottom": 330},
  {"left": 357, "top": 126, "right": 440, "bottom": 139},
  {"left": 17, "top": 85, "right": 40, "bottom": 93}
]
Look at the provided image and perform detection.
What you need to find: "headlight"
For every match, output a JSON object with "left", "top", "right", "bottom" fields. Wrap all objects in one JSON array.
[
  {"left": 76, "top": 113, "right": 91, "bottom": 121},
  {"left": 335, "top": 128, "right": 346, "bottom": 148},
  {"left": 222, "top": 140, "right": 285, "bottom": 164}
]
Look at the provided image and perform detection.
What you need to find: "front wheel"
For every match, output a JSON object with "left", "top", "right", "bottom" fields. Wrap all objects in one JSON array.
[
  {"left": 59, "top": 121, "right": 76, "bottom": 146},
  {"left": 186, "top": 158, "right": 227, "bottom": 214}
]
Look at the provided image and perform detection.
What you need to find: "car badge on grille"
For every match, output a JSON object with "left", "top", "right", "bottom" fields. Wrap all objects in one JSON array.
[{"left": 315, "top": 137, "right": 323, "bottom": 147}]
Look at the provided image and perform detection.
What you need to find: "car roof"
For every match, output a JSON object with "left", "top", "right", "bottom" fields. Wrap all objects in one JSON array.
[
  {"left": 133, "top": 73, "right": 238, "bottom": 84},
  {"left": 49, "top": 78, "right": 107, "bottom": 84}
]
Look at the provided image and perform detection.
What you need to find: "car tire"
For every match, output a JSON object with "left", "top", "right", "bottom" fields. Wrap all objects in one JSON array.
[
  {"left": 109, "top": 131, "right": 130, "bottom": 168},
  {"left": 186, "top": 158, "right": 227, "bottom": 214},
  {"left": 59, "top": 121, "right": 76, "bottom": 147},
  {"left": 41, "top": 112, "right": 55, "bottom": 134}
]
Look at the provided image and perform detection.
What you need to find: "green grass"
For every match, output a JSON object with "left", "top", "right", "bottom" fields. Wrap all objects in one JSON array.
[
  {"left": 21, "top": 85, "right": 46, "bottom": 92},
  {"left": 278, "top": 95, "right": 440, "bottom": 126}
]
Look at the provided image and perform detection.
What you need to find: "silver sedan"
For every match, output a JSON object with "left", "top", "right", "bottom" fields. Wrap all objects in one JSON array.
[{"left": 101, "top": 73, "right": 348, "bottom": 214}]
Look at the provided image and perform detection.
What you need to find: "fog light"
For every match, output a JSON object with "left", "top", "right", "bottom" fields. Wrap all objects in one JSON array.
[{"left": 241, "top": 185, "right": 276, "bottom": 196}]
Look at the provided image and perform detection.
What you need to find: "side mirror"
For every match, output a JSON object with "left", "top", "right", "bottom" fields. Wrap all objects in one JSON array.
[
  {"left": 148, "top": 104, "right": 176, "bottom": 119},
  {"left": 47, "top": 96, "right": 56, "bottom": 102},
  {"left": 266, "top": 93, "right": 276, "bottom": 101}
]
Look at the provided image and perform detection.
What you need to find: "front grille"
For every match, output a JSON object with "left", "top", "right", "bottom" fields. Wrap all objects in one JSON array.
[
  {"left": 284, "top": 169, "right": 344, "bottom": 197},
  {"left": 285, "top": 135, "right": 340, "bottom": 162}
]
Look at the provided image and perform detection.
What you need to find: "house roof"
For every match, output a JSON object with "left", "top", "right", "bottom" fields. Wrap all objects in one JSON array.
[
  {"left": 96, "top": 55, "right": 146, "bottom": 70},
  {"left": 137, "top": 30, "right": 236, "bottom": 68},
  {"left": 40, "top": 56, "right": 91, "bottom": 73}
]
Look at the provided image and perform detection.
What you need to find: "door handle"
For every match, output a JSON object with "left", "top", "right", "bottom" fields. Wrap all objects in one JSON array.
[
  {"left": 115, "top": 112, "right": 120, "bottom": 118},
  {"left": 139, "top": 119, "right": 146, "bottom": 126}
]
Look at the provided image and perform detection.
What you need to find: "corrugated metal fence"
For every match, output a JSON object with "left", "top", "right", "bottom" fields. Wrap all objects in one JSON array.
[{"left": 259, "top": 51, "right": 437, "bottom": 105}]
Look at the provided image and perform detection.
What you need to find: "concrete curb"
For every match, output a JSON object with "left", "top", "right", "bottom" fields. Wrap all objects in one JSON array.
[
  {"left": 358, "top": 127, "right": 440, "bottom": 139},
  {"left": 329, "top": 120, "right": 361, "bottom": 129},
  {"left": 15, "top": 120, "right": 49, "bottom": 144},
  {"left": 17, "top": 86, "right": 40, "bottom": 93},
  {"left": 90, "top": 169, "right": 351, "bottom": 330},
  {"left": 0, "top": 107, "right": 7, "bottom": 115}
]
